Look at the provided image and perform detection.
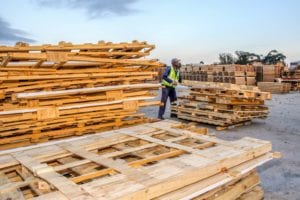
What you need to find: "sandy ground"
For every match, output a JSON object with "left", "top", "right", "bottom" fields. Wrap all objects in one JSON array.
[{"left": 141, "top": 87, "right": 300, "bottom": 200}]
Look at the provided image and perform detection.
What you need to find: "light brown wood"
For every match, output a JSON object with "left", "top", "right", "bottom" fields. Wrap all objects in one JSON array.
[
  {"left": 0, "top": 41, "right": 162, "bottom": 149},
  {"left": 0, "top": 120, "right": 276, "bottom": 200},
  {"left": 172, "top": 81, "right": 271, "bottom": 129}
]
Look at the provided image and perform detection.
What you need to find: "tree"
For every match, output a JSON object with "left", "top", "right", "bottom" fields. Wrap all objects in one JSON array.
[
  {"left": 262, "top": 50, "right": 286, "bottom": 64},
  {"left": 235, "top": 51, "right": 261, "bottom": 64},
  {"left": 219, "top": 53, "right": 235, "bottom": 64}
]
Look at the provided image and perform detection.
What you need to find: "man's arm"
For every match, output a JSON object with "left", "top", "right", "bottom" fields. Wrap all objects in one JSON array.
[{"left": 162, "top": 66, "right": 173, "bottom": 83}]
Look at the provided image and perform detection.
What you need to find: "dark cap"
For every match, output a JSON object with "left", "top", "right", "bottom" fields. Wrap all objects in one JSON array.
[{"left": 171, "top": 58, "right": 181, "bottom": 65}]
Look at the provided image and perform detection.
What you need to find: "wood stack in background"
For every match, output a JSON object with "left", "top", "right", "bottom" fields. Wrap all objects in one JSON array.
[
  {"left": 0, "top": 120, "right": 278, "bottom": 200},
  {"left": 282, "top": 70, "right": 300, "bottom": 79},
  {"left": 281, "top": 68, "right": 300, "bottom": 91},
  {"left": 253, "top": 62, "right": 283, "bottom": 82},
  {"left": 171, "top": 81, "right": 271, "bottom": 130},
  {"left": 180, "top": 64, "right": 256, "bottom": 85},
  {"left": 257, "top": 82, "right": 291, "bottom": 94},
  {"left": 263, "top": 65, "right": 282, "bottom": 82},
  {"left": 0, "top": 41, "right": 163, "bottom": 150}
]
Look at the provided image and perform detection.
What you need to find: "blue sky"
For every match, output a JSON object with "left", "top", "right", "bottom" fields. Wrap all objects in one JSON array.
[{"left": 0, "top": 0, "right": 299, "bottom": 64}]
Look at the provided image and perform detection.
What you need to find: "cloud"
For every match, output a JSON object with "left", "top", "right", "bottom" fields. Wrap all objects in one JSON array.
[
  {"left": 0, "top": 17, "right": 35, "bottom": 43},
  {"left": 35, "top": 0, "right": 139, "bottom": 18}
]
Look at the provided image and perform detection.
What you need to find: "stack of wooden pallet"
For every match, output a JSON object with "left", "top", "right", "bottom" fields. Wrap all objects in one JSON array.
[
  {"left": 180, "top": 64, "right": 256, "bottom": 85},
  {"left": 281, "top": 69, "right": 300, "bottom": 91},
  {"left": 281, "top": 70, "right": 300, "bottom": 80},
  {"left": 171, "top": 81, "right": 272, "bottom": 130},
  {"left": 253, "top": 63, "right": 283, "bottom": 82},
  {"left": 257, "top": 82, "right": 291, "bottom": 93},
  {"left": 0, "top": 41, "right": 163, "bottom": 150},
  {"left": 0, "top": 120, "right": 279, "bottom": 200}
]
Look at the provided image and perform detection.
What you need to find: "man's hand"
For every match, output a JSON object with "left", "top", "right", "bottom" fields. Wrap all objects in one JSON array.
[{"left": 172, "top": 81, "right": 178, "bottom": 86}]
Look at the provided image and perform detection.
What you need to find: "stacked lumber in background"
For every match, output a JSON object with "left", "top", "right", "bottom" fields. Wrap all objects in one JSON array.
[
  {"left": 0, "top": 120, "right": 279, "bottom": 200},
  {"left": 281, "top": 69, "right": 300, "bottom": 80},
  {"left": 281, "top": 68, "right": 300, "bottom": 91},
  {"left": 0, "top": 41, "right": 163, "bottom": 150},
  {"left": 180, "top": 64, "right": 256, "bottom": 85},
  {"left": 253, "top": 62, "right": 283, "bottom": 82},
  {"left": 257, "top": 82, "right": 291, "bottom": 94},
  {"left": 171, "top": 81, "right": 271, "bottom": 130}
]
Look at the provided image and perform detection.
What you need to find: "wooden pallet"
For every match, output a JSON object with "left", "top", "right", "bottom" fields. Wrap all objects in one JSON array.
[
  {"left": 281, "top": 79, "right": 300, "bottom": 91},
  {"left": 171, "top": 82, "right": 271, "bottom": 130},
  {"left": 0, "top": 41, "right": 163, "bottom": 149},
  {"left": 0, "top": 120, "right": 278, "bottom": 199},
  {"left": 257, "top": 82, "right": 291, "bottom": 94},
  {"left": 180, "top": 64, "right": 256, "bottom": 85}
]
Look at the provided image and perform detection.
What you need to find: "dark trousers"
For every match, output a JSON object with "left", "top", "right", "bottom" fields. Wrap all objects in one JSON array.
[{"left": 158, "top": 87, "right": 177, "bottom": 118}]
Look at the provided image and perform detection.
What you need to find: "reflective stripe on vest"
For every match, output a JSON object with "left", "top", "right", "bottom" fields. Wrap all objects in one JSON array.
[{"left": 162, "top": 66, "right": 179, "bottom": 88}]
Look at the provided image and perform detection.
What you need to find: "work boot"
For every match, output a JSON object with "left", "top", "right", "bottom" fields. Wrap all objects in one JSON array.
[{"left": 158, "top": 116, "right": 165, "bottom": 120}]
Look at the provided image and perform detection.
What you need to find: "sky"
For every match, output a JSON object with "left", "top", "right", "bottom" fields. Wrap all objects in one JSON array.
[{"left": 0, "top": 0, "right": 299, "bottom": 64}]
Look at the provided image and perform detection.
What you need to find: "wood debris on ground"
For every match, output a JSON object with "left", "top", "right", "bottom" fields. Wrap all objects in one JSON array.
[
  {"left": 0, "top": 41, "right": 163, "bottom": 150},
  {"left": 171, "top": 81, "right": 272, "bottom": 130},
  {"left": 0, "top": 120, "right": 278, "bottom": 200}
]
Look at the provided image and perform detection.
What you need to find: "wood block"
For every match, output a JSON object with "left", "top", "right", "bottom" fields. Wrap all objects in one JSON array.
[
  {"left": 106, "top": 90, "right": 123, "bottom": 101},
  {"left": 46, "top": 52, "right": 68, "bottom": 62},
  {"left": 123, "top": 100, "right": 138, "bottom": 111},
  {"left": 234, "top": 77, "right": 246, "bottom": 85},
  {"left": 0, "top": 91, "right": 4, "bottom": 99},
  {"left": 246, "top": 77, "right": 256, "bottom": 86},
  {"left": 37, "top": 107, "right": 59, "bottom": 120}
]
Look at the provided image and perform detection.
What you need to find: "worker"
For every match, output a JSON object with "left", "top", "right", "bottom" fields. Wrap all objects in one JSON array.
[{"left": 158, "top": 58, "right": 182, "bottom": 119}]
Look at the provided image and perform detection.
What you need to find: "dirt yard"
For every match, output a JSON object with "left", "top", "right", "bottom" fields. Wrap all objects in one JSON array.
[{"left": 141, "top": 87, "right": 300, "bottom": 200}]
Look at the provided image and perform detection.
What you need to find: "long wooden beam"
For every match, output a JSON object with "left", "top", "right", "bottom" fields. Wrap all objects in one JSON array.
[
  {"left": 0, "top": 41, "right": 155, "bottom": 52},
  {"left": 16, "top": 83, "right": 160, "bottom": 99}
]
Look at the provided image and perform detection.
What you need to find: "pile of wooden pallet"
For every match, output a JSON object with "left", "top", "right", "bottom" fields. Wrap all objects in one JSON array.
[
  {"left": 281, "top": 69, "right": 300, "bottom": 91},
  {"left": 0, "top": 120, "right": 279, "bottom": 200},
  {"left": 257, "top": 82, "right": 291, "bottom": 93},
  {"left": 180, "top": 64, "right": 256, "bottom": 85},
  {"left": 281, "top": 69, "right": 300, "bottom": 80},
  {"left": 171, "top": 81, "right": 272, "bottom": 130},
  {"left": 0, "top": 41, "right": 163, "bottom": 150},
  {"left": 253, "top": 63, "right": 283, "bottom": 82}
]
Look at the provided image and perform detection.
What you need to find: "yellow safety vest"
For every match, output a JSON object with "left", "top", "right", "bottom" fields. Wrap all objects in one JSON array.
[{"left": 162, "top": 66, "right": 180, "bottom": 88}]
